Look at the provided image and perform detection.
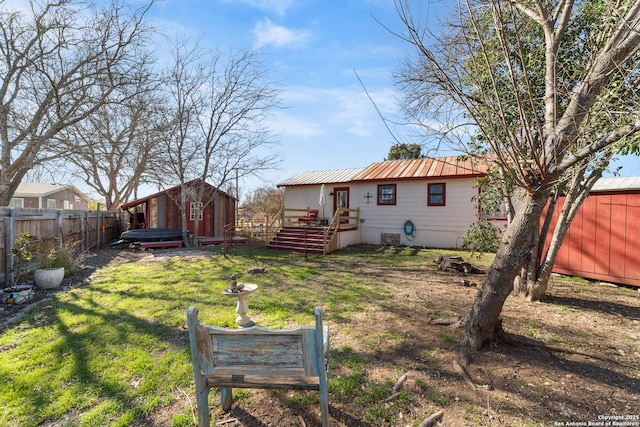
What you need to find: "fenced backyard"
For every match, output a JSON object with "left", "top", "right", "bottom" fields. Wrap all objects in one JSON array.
[
  {"left": 0, "top": 245, "right": 637, "bottom": 426},
  {"left": 0, "top": 207, "right": 126, "bottom": 286}
]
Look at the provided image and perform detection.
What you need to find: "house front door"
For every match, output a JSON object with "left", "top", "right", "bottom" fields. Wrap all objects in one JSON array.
[
  {"left": 333, "top": 187, "right": 349, "bottom": 223},
  {"left": 187, "top": 201, "right": 206, "bottom": 236}
]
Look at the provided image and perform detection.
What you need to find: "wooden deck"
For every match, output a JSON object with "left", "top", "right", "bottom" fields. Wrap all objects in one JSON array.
[{"left": 140, "top": 240, "right": 183, "bottom": 249}]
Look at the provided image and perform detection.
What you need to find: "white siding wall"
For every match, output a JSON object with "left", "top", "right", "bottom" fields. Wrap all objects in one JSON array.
[
  {"left": 356, "top": 179, "right": 479, "bottom": 249},
  {"left": 283, "top": 178, "right": 481, "bottom": 249}
]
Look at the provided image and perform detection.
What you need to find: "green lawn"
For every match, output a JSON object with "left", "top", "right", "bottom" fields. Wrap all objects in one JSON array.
[{"left": 2, "top": 245, "right": 477, "bottom": 426}]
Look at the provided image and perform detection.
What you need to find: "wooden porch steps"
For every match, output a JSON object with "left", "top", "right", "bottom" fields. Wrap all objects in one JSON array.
[{"left": 266, "top": 226, "right": 334, "bottom": 254}]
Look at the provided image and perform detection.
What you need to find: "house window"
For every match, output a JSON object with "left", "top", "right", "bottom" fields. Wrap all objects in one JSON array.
[
  {"left": 9, "top": 198, "right": 23, "bottom": 208},
  {"left": 377, "top": 184, "right": 396, "bottom": 205},
  {"left": 190, "top": 202, "right": 203, "bottom": 221},
  {"left": 47, "top": 199, "right": 57, "bottom": 209},
  {"left": 428, "top": 183, "right": 446, "bottom": 206}
]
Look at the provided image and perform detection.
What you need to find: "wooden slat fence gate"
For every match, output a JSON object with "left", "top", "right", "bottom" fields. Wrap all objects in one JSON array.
[{"left": 0, "top": 207, "right": 128, "bottom": 286}]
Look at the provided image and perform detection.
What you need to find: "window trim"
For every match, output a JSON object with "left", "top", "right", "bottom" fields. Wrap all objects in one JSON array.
[
  {"left": 377, "top": 184, "right": 397, "bottom": 206},
  {"left": 190, "top": 202, "right": 203, "bottom": 221},
  {"left": 428, "top": 183, "right": 446, "bottom": 206}
]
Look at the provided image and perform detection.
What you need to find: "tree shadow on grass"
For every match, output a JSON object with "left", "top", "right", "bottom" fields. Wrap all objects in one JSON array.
[
  {"left": 505, "top": 334, "right": 638, "bottom": 389},
  {"left": 1, "top": 295, "right": 191, "bottom": 426}
]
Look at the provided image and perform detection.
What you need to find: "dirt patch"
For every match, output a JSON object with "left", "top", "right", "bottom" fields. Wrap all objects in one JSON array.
[{"left": 4, "top": 246, "right": 639, "bottom": 426}]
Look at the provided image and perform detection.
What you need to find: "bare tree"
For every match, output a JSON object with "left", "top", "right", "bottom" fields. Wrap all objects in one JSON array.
[
  {"left": 62, "top": 66, "right": 166, "bottom": 210},
  {"left": 161, "top": 37, "right": 281, "bottom": 246},
  {"left": 393, "top": 0, "right": 640, "bottom": 359},
  {"left": 0, "top": 0, "right": 154, "bottom": 205},
  {"left": 241, "top": 186, "right": 284, "bottom": 223}
]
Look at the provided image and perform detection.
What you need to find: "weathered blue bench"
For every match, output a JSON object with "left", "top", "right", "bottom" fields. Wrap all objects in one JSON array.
[{"left": 187, "top": 306, "right": 330, "bottom": 427}]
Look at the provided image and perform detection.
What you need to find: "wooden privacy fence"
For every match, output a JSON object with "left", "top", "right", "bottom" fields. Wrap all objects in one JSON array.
[{"left": 0, "top": 207, "right": 127, "bottom": 286}]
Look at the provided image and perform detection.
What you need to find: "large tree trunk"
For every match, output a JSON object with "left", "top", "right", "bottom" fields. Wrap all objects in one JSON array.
[
  {"left": 512, "top": 223, "right": 540, "bottom": 300},
  {"left": 0, "top": 180, "right": 23, "bottom": 206},
  {"left": 180, "top": 184, "right": 190, "bottom": 247},
  {"left": 461, "top": 190, "right": 549, "bottom": 361},
  {"left": 518, "top": 162, "right": 608, "bottom": 301}
]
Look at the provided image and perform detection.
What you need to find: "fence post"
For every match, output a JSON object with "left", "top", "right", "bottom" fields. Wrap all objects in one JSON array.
[
  {"left": 80, "top": 212, "right": 85, "bottom": 251},
  {"left": 96, "top": 204, "right": 100, "bottom": 250},
  {"left": 56, "top": 209, "right": 63, "bottom": 249},
  {"left": 85, "top": 211, "right": 90, "bottom": 251},
  {"left": 101, "top": 210, "right": 106, "bottom": 246},
  {"left": 6, "top": 208, "right": 16, "bottom": 286}
]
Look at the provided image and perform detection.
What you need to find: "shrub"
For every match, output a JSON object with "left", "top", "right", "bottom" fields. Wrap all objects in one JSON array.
[
  {"left": 10, "top": 232, "right": 38, "bottom": 284},
  {"left": 461, "top": 219, "right": 501, "bottom": 257},
  {"left": 38, "top": 242, "right": 79, "bottom": 274}
]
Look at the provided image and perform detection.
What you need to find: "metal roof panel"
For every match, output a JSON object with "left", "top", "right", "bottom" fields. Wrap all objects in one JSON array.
[
  {"left": 277, "top": 167, "right": 367, "bottom": 187},
  {"left": 591, "top": 176, "right": 640, "bottom": 192},
  {"left": 278, "top": 156, "right": 489, "bottom": 187}
]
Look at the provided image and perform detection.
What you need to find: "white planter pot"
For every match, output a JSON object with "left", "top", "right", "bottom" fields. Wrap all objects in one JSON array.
[{"left": 34, "top": 267, "right": 65, "bottom": 289}]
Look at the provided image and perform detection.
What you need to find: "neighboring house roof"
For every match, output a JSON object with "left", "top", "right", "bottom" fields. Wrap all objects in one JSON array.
[
  {"left": 14, "top": 183, "right": 91, "bottom": 202},
  {"left": 278, "top": 156, "right": 489, "bottom": 187},
  {"left": 277, "top": 167, "right": 367, "bottom": 187},
  {"left": 121, "top": 179, "right": 237, "bottom": 210},
  {"left": 591, "top": 176, "right": 640, "bottom": 192}
]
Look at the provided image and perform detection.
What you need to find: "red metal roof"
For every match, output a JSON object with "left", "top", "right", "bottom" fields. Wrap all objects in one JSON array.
[{"left": 352, "top": 156, "right": 488, "bottom": 182}]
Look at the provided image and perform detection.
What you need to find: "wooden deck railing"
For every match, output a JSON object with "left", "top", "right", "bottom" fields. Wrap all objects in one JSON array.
[
  {"left": 263, "top": 207, "right": 284, "bottom": 245},
  {"left": 283, "top": 207, "right": 311, "bottom": 227},
  {"left": 264, "top": 206, "right": 360, "bottom": 255},
  {"left": 233, "top": 208, "right": 284, "bottom": 248}
]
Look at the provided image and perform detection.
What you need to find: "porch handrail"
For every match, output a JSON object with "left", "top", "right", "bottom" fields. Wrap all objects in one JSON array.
[
  {"left": 263, "top": 207, "right": 284, "bottom": 245},
  {"left": 283, "top": 207, "right": 310, "bottom": 227},
  {"left": 322, "top": 207, "right": 360, "bottom": 254},
  {"left": 323, "top": 211, "right": 340, "bottom": 255}
]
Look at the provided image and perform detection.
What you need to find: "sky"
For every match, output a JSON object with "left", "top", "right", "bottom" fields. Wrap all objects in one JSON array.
[
  {"left": 10, "top": 0, "right": 639, "bottom": 201},
  {"left": 145, "top": 0, "right": 433, "bottom": 199},
  {"left": 142, "top": 0, "right": 640, "bottom": 201}
]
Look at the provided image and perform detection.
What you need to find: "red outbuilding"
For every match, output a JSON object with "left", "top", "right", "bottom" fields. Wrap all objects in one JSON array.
[
  {"left": 121, "top": 179, "right": 236, "bottom": 239},
  {"left": 543, "top": 177, "right": 640, "bottom": 287}
]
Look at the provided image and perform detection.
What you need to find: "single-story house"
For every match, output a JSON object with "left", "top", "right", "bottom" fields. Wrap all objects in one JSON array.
[
  {"left": 277, "top": 156, "right": 498, "bottom": 249},
  {"left": 11, "top": 183, "right": 91, "bottom": 210},
  {"left": 121, "top": 180, "right": 237, "bottom": 238},
  {"left": 543, "top": 176, "right": 640, "bottom": 288}
]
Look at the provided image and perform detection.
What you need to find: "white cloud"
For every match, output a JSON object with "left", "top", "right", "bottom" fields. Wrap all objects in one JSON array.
[
  {"left": 330, "top": 87, "right": 398, "bottom": 137},
  {"left": 253, "top": 19, "right": 311, "bottom": 49},
  {"left": 271, "top": 112, "right": 324, "bottom": 139},
  {"left": 221, "top": 0, "right": 295, "bottom": 16},
  {"left": 278, "top": 85, "right": 400, "bottom": 139}
]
